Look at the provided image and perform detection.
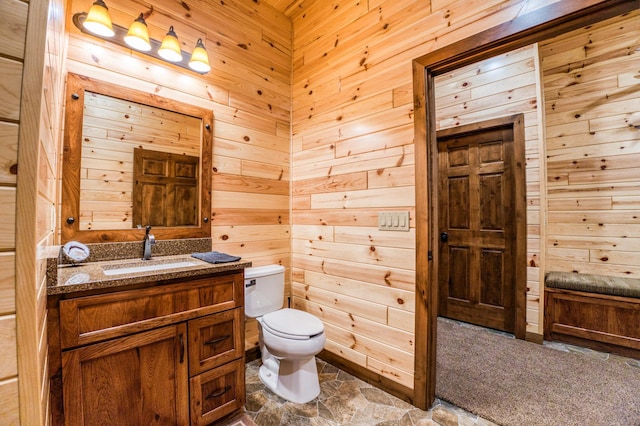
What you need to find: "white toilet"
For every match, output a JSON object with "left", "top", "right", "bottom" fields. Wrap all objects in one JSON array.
[{"left": 244, "top": 264, "right": 326, "bottom": 404}]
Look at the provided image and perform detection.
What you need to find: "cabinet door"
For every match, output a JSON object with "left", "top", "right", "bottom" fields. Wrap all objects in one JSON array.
[
  {"left": 62, "top": 324, "right": 189, "bottom": 425},
  {"left": 188, "top": 309, "right": 244, "bottom": 376}
]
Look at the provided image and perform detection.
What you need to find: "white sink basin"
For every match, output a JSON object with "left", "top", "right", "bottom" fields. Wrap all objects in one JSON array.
[{"left": 103, "top": 260, "right": 197, "bottom": 276}]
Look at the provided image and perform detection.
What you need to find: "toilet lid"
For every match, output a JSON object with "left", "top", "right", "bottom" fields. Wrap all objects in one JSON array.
[{"left": 262, "top": 308, "right": 324, "bottom": 338}]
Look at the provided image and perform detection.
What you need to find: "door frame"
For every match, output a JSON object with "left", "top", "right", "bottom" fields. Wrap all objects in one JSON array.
[
  {"left": 436, "top": 115, "right": 526, "bottom": 336},
  {"left": 410, "top": 0, "right": 639, "bottom": 410}
]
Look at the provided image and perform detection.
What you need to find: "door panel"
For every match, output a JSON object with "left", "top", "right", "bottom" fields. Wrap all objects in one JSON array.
[
  {"left": 62, "top": 324, "right": 189, "bottom": 425},
  {"left": 438, "top": 120, "right": 521, "bottom": 333}
]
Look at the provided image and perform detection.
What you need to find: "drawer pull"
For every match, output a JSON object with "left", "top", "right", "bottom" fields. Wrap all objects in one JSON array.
[
  {"left": 205, "top": 385, "right": 231, "bottom": 399},
  {"left": 204, "top": 335, "right": 231, "bottom": 346},
  {"left": 179, "top": 333, "right": 185, "bottom": 363}
]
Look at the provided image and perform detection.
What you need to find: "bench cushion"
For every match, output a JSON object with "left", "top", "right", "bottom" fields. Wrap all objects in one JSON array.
[{"left": 545, "top": 271, "right": 640, "bottom": 299}]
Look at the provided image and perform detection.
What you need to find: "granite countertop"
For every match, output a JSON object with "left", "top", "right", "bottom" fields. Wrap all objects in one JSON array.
[{"left": 49, "top": 254, "right": 252, "bottom": 295}]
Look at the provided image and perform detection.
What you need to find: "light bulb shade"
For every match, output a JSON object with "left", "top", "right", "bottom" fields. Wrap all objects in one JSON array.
[
  {"left": 83, "top": 0, "right": 114, "bottom": 37},
  {"left": 188, "top": 39, "right": 211, "bottom": 73},
  {"left": 124, "top": 13, "right": 151, "bottom": 51},
  {"left": 158, "top": 26, "right": 183, "bottom": 62}
]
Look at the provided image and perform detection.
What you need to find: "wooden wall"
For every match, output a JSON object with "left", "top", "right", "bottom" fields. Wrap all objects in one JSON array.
[
  {"left": 433, "top": 43, "right": 545, "bottom": 335},
  {"left": 290, "top": 0, "right": 564, "bottom": 390},
  {"left": 542, "top": 11, "right": 640, "bottom": 279},
  {"left": 64, "top": 0, "right": 292, "bottom": 351},
  {"left": 0, "top": 0, "right": 66, "bottom": 423},
  {"left": 0, "top": 0, "right": 25, "bottom": 417},
  {"left": 79, "top": 93, "right": 201, "bottom": 230}
]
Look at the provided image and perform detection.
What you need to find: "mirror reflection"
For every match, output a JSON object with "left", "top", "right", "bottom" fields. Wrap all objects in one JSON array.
[{"left": 79, "top": 92, "right": 201, "bottom": 230}]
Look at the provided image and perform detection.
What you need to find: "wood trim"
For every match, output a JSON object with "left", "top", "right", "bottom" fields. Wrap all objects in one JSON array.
[
  {"left": 15, "top": 0, "right": 50, "bottom": 424},
  {"left": 512, "top": 113, "right": 527, "bottom": 340},
  {"left": 525, "top": 332, "right": 544, "bottom": 345},
  {"left": 413, "top": 0, "right": 639, "bottom": 74},
  {"left": 411, "top": 0, "right": 640, "bottom": 411},
  {"left": 61, "top": 72, "right": 213, "bottom": 243},
  {"left": 244, "top": 346, "right": 261, "bottom": 363},
  {"left": 317, "top": 349, "right": 415, "bottom": 405}
]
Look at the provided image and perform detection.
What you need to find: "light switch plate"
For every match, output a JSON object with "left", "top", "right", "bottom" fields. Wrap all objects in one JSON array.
[{"left": 378, "top": 211, "right": 410, "bottom": 231}]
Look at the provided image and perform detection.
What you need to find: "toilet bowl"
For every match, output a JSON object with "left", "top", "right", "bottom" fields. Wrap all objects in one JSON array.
[{"left": 244, "top": 265, "right": 326, "bottom": 404}]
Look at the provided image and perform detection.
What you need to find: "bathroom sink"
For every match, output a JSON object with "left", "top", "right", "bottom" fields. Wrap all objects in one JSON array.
[{"left": 102, "top": 260, "right": 197, "bottom": 276}]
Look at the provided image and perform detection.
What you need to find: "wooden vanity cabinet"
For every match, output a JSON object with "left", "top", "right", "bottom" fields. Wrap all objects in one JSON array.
[{"left": 48, "top": 271, "right": 246, "bottom": 426}]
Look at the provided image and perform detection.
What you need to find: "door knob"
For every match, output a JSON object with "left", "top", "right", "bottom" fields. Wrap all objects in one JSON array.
[{"left": 440, "top": 232, "right": 448, "bottom": 243}]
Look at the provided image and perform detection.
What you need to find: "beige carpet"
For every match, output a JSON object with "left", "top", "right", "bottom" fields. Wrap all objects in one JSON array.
[{"left": 436, "top": 318, "right": 640, "bottom": 426}]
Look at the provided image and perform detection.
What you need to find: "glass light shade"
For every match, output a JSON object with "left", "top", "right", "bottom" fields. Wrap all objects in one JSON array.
[
  {"left": 124, "top": 13, "right": 151, "bottom": 51},
  {"left": 188, "top": 39, "right": 211, "bottom": 73},
  {"left": 158, "top": 26, "right": 183, "bottom": 62},
  {"left": 83, "top": 0, "right": 114, "bottom": 37}
]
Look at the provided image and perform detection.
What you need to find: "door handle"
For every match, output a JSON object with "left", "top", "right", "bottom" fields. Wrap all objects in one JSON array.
[{"left": 440, "top": 232, "right": 448, "bottom": 243}]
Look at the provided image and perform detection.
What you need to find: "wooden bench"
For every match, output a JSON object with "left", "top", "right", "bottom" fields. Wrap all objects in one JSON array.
[{"left": 544, "top": 271, "right": 640, "bottom": 358}]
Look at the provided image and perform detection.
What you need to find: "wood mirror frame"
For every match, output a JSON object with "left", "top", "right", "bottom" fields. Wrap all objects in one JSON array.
[
  {"left": 411, "top": 0, "right": 639, "bottom": 410},
  {"left": 61, "top": 73, "right": 212, "bottom": 243}
]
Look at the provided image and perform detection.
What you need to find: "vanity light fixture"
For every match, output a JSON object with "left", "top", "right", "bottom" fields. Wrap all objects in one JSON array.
[
  {"left": 158, "top": 26, "right": 183, "bottom": 62},
  {"left": 188, "top": 39, "right": 211, "bottom": 73},
  {"left": 72, "top": 1, "right": 211, "bottom": 74},
  {"left": 124, "top": 13, "right": 151, "bottom": 52},
  {"left": 82, "top": 0, "right": 114, "bottom": 37}
]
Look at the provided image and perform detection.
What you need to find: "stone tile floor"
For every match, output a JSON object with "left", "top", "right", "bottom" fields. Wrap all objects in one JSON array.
[
  {"left": 219, "top": 321, "right": 639, "bottom": 426},
  {"left": 234, "top": 358, "right": 495, "bottom": 426}
]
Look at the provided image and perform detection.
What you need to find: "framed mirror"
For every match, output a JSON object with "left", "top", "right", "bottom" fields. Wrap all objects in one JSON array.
[{"left": 61, "top": 73, "right": 212, "bottom": 243}]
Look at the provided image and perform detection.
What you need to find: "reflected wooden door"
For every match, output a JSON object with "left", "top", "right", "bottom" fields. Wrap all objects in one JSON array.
[
  {"left": 133, "top": 148, "right": 199, "bottom": 228},
  {"left": 437, "top": 116, "right": 524, "bottom": 333}
]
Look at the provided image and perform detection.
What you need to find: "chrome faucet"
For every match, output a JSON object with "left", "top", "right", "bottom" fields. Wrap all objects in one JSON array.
[{"left": 143, "top": 225, "right": 155, "bottom": 260}]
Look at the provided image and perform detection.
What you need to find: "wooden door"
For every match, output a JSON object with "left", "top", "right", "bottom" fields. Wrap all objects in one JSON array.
[
  {"left": 437, "top": 116, "right": 525, "bottom": 333},
  {"left": 62, "top": 324, "right": 189, "bottom": 425},
  {"left": 133, "top": 148, "right": 199, "bottom": 228}
]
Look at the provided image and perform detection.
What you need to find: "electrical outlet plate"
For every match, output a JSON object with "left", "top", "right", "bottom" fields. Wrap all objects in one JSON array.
[{"left": 378, "top": 211, "right": 410, "bottom": 231}]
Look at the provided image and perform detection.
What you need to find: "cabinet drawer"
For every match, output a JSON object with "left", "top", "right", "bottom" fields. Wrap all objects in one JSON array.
[
  {"left": 188, "top": 309, "right": 244, "bottom": 376},
  {"left": 190, "top": 359, "right": 245, "bottom": 426},
  {"left": 59, "top": 273, "right": 243, "bottom": 349}
]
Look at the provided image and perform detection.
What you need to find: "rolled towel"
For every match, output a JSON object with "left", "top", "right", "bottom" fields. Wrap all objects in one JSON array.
[{"left": 191, "top": 251, "right": 241, "bottom": 264}]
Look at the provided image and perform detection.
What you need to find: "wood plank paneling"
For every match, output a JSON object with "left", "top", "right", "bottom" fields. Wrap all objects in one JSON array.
[
  {"left": 65, "top": 0, "right": 292, "bottom": 351},
  {"left": 10, "top": 0, "right": 66, "bottom": 422},
  {"left": 0, "top": 253, "right": 15, "bottom": 316},
  {"left": 0, "top": 378, "right": 19, "bottom": 424},
  {"left": 0, "top": 122, "right": 19, "bottom": 185},
  {"left": 0, "top": 0, "right": 27, "bottom": 423},
  {"left": 289, "top": 0, "right": 588, "bottom": 393},
  {"left": 434, "top": 44, "right": 544, "bottom": 333},
  {"left": 542, "top": 11, "right": 640, "bottom": 278},
  {"left": 0, "top": 315, "right": 17, "bottom": 380},
  {"left": 78, "top": 92, "right": 201, "bottom": 231}
]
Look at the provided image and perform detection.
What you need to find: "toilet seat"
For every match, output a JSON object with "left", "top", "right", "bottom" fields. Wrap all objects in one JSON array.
[{"left": 262, "top": 308, "right": 324, "bottom": 340}]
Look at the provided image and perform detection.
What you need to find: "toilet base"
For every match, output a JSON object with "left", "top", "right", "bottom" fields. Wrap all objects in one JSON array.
[{"left": 259, "top": 356, "right": 321, "bottom": 404}]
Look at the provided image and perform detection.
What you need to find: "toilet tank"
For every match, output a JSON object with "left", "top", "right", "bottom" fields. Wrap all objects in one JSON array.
[{"left": 244, "top": 264, "right": 285, "bottom": 318}]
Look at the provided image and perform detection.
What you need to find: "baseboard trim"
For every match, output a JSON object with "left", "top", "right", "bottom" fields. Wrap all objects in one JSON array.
[
  {"left": 245, "top": 346, "right": 260, "bottom": 363},
  {"left": 317, "top": 349, "right": 415, "bottom": 406},
  {"left": 526, "top": 332, "right": 544, "bottom": 344}
]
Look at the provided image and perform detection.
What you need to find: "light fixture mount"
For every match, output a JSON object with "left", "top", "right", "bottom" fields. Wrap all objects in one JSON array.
[{"left": 72, "top": 12, "right": 209, "bottom": 74}]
